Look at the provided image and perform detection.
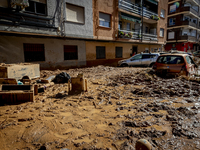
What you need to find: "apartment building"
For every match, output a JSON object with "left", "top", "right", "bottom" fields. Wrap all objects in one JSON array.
[
  {"left": 165, "top": 0, "right": 200, "bottom": 52},
  {"left": 0, "top": 0, "right": 93, "bottom": 69},
  {"left": 86, "top": 0, "right": 168, "bottom": 66},
  {"left": 0, "top": 0, "right": 168, "bottom": 68}
]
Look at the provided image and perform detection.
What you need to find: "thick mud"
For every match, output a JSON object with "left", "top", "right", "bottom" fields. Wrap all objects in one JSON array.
[{"left": 0, "top": 66, "right": 200, "bottom": 150}]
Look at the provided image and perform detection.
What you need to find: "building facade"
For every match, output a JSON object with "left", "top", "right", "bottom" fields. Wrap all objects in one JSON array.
[
  {"left": 86, "top": 0, "right": 168, "bottom": 66},
  {"left": 0, "top": 0, "right": 168, "bottom": 68},
  {"left": 0, "top": 0, "right": 92, "bottom": 69},
  {"left": 165, "top": 0, "right": 200, "bottom": 52}
]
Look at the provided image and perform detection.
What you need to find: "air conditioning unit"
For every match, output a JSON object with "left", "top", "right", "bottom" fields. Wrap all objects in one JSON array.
[{"left": 10, "top": 0, "right": 29, "bottom": 8}]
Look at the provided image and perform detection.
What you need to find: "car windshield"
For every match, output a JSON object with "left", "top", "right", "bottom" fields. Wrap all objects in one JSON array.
[{"left": 157, "top": 56, "right": 184, "bottom": 64}]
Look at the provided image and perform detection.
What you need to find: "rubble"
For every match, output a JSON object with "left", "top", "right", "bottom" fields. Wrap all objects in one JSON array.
[{"left": 0, "top": 66, "right": 199, "bottom": 149}]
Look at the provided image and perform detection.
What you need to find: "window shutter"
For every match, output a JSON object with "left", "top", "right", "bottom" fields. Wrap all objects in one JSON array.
[
  {"left": 99, "top": 13, "right": 110, "bottom": 22},
  {"left": 66, "top": 3, "right": 84, "bottom": 23}
]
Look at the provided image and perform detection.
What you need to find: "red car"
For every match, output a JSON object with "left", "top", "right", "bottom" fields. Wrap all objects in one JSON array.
[{"left": 153, "top": 54, "right": 197, "bottom": 76}]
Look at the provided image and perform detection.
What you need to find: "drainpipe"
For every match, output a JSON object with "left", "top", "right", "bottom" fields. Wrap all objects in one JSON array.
[{"left": 141, "top": 0, "right": 144, "bottom": 42}]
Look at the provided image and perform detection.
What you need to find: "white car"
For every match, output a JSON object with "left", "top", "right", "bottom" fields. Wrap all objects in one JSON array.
[{"left": 118, "top": 53, "right": 160, "bottom": 67}]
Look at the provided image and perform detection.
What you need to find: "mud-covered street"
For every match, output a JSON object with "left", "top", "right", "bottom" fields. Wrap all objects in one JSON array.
[{"left": 0, "top": 66, "right": 200, "bottom": 150}]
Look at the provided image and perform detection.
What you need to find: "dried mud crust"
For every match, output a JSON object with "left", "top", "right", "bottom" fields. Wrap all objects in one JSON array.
[{"left": 0, "top": 66, "right": 200, "bottom": 150}]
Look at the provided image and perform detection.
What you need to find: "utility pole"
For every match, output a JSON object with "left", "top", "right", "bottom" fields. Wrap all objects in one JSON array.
[{"left": 141, "top": 0, "right": 144, "bottom": 42}]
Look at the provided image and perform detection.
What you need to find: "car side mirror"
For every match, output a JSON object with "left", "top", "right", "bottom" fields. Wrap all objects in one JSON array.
[{"left": 130, "top": 59, "right": 134, "bottom": 61}]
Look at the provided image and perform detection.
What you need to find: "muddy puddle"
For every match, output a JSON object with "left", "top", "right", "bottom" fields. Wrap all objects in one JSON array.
[{"left": 0, "top": 66, "right": 200, "bottom": 150}]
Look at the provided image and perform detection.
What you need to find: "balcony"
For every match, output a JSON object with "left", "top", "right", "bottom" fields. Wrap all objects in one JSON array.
[
  {"left": 169, "top": 0, "right": 200, "bottom": 5},
  {"left": 168, "top": 20, "right": 198, "bottom": 28},
  {"left": 0, "top": 7, "right": 55, "bottom": 29},
  {"left": 180, "top": 7, "right": 198, "bottom": 16},
  {"left": 178, "top": 35, "right": 198, "bottom": 42},
  {"left": 118, "top": 0, "right": 159, "bottom": 20},
  {"left": 118, "top": 29, "right": 157, "bottom": 41}
]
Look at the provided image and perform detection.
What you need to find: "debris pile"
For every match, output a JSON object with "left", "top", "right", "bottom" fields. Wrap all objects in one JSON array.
[
  {"left": 0, "top": 66, "right": 200, "bottom": 149},
  {"left": 109, "top": 70, "right": 200, "bottom": 97}
]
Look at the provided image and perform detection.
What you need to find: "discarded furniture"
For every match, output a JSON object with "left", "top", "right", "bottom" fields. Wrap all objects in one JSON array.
[
  {"left": 0, "top": 85, "right": 35, "bottom": 104},
  {"left": 68, "top": 74, "right": 87, "bottom": 94},
  {"left": 0, "top": 63, "right": 40, "bottom": 80},
  {"left": 0, "top": 78, "right": 17, "bottom": 84},
  {"left": 40, "top": 75, "right": 55, "bottom": 83}
]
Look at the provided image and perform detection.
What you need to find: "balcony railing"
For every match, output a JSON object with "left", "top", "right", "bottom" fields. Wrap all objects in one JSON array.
[
  {"left": 142, "top": 33, "right": 158, "bottom": 41},
  {"left": 168, "top": 20, "right": 198, "bottom": 28},
  {"left": 169, "top": 0, "right": 200, "bottom": 5},
  {"left": 118, "top": 29, "right": 157, "bottom": 41},
  {"left": 180, "top": 7, "right": 198, "bottom": 16},
  {"left": 0, "top": 7, "right": 55, "bottom": 29},
  {"left": 178, "top": 35, "right": 198, "bottom": 42},
  {"left": 119, "top": 0, "right": 158, "bottom": 20}
]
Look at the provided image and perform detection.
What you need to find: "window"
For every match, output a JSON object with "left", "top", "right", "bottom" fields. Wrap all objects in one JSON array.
[
  {"left": 99, "top": 12, "right": 111, "bottom": 28},
  {"left": 116, "top": 47, "right": 123, "bottom": 58},
  {"left": 169, "top": 18, "right": 175, "bottom": 26},
  {"left": 96, "top": 46, "right": 106, "bottom": 59},
  {"left": 160, "top": 9, "right": 165, "bottom": 18},
  {"left": 157, "top": 56, "right": 184, "bottom": 64},
  {"left": 119, "top": 21, "right": 122, "bottom": 29},
  {"left": 160, "top": 28, "right": 164, "bottom": 37},
  {"left": 24, "top": 44, "right": 45, "bottom": 62},
  {"left": 193, "top": 19, "right": 197, "bottom": 24},
  {"left": 184, "top": 16, "right": 190, "bottom": 21},
  {"left": 131, "top": 54, "right": 142, "bottom": 60},
  {"left": 142, "top": 55, "right": 151, "bottom": 59},
  {"left": 186, "top": 56, "right": 194, "bottom": 64},
  {"left": 64, "top": 45, "right": 78, "bottom": 60},
  {"left": 66, "top": 3, "right": 84, "bottom": 24},
  {"left": 144, "top": 48, "right": 149, "bottom": 53},
  {"left": 25, "top": 0, "right": 46, "bottom": 15},
  {"left": 127, "top": 23, "right": 131, "bottom": 31},
  {"left": 145, "top": 27, "right": 148, "bottom": 33}
]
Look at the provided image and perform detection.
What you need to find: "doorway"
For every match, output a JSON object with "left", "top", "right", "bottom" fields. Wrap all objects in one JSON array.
[{"left": 131, "top": 46, "right": 138, "bottom": 56}]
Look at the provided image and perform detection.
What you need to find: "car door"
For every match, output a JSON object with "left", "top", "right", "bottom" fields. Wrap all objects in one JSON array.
[
  {"left": 186, "top": 56, "right": 196, "bottom": 74},
  {"left": 128, "top": 54, "right": 142, "bottom": 66},
  {"left": 141, "top": 54, "right": 151, "bottom": 66}
]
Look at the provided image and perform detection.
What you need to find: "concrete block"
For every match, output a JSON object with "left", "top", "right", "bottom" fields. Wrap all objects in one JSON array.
[{"left": 0, "top": 63, "right": 40, "bottom": 80}]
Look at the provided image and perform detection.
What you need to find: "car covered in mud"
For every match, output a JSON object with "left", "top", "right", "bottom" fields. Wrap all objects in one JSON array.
[
  {"left": 118, "top": 53, "right": 160, "bottom": 67},
  {"left": 153, "top": 54, "right": 197, "bottom": 76}
]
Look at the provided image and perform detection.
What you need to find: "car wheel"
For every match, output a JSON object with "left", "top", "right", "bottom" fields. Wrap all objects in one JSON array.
[
  {"left": 149, "top": 63, "right": 155, "bottom": 67},
  {"left": 120, "top": 63, "right": 128, "bottom": 67}
]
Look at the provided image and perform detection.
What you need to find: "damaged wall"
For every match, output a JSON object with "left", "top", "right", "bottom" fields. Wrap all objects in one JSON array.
[{"left": 0, "top": 36, "right": 86, "bottom": 69}]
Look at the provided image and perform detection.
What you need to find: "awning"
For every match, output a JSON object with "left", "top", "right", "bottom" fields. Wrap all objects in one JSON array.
[
  {"left": 146, "top": 0, "right": 158, "bottom": 5},
  {"left": 120, "top": 13, "right": 141, "bottom": 23}
]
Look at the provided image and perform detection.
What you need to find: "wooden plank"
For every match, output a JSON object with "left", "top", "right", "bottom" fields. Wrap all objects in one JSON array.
[
  {"left": 40, "top": 75, "right": 55, "bottom": 83},
  {"left": 0, "top": 78, "right": 17, "bottom": 84},
  {"left": 0, "top": 91, "right": 34, "bottom": 104}
]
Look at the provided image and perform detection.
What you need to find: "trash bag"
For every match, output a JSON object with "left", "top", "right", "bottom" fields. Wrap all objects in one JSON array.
[{"left": 53, "top": 72, "right": 71, "bottom": 83}]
